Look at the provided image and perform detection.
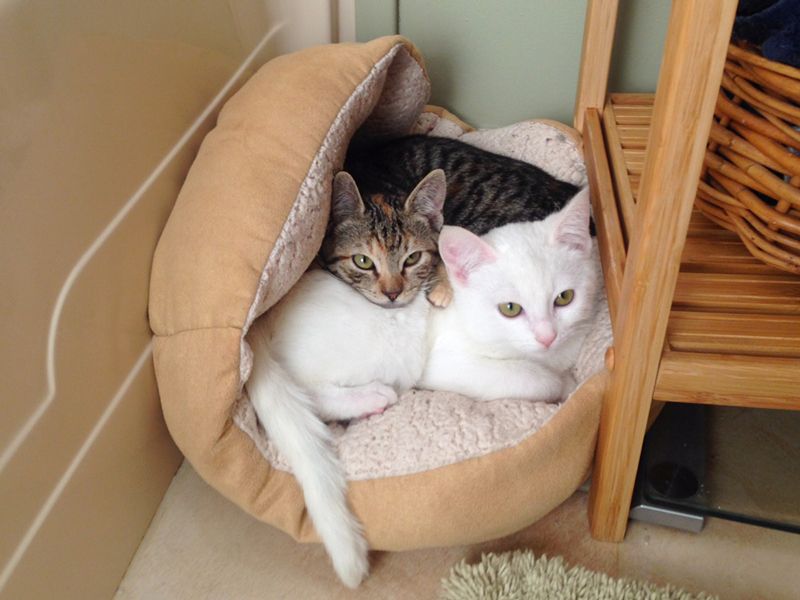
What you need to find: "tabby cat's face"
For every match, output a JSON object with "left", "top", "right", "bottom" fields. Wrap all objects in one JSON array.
[{"left": 321, "top": 170, "right": 446, "bottom": 308}]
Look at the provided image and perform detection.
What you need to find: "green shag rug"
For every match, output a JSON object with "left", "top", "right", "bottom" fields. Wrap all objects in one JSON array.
[{"left": 440, "top": 551, "right": 717, "bottom": 600}]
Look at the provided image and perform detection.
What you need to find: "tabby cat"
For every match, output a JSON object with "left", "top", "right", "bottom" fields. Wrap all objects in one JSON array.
[
  {"left": 320, "top": 167, "right": 445, "bottom": 307},
  {"left": 344, "top": 134, "right": 580, "bottom": 235},
  {"left": 245, "top": 170, "right": 445, "bottom": 588}
]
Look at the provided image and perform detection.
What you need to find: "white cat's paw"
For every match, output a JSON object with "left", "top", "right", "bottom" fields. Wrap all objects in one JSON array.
[
  {"left": 376, "top": 383, "right": 400, "bottom": 406},
  {"left": 357, "top": 382, "right": 398, "bottom": 416},
  {"left": 329, "top": 527, "right": 370, "bottom": 588}
]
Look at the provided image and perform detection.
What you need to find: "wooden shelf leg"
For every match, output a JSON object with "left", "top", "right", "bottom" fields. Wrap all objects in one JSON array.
[
  {"left": 587, "top": 0, "right": 737, "bottom": 542},
  {"left": 574, "top": 0, "right": 619, "bottom": 132}
]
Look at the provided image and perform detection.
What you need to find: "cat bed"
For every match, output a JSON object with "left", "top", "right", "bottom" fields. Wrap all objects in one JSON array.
[{"left": 149, "top": 36, "right": 611, "bottom": 552}]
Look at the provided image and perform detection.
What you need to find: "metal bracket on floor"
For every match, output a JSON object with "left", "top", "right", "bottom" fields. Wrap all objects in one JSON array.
[{"left": 629, "top": 490, "right": 705, "bottom": 533}]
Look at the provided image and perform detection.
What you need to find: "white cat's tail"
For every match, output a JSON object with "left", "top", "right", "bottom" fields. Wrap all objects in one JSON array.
[{"left": 246, "top": 334, "right": 368, "bottom": 588}]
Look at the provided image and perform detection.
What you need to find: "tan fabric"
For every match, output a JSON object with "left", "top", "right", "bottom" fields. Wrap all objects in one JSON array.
[{"left": 149, "top": 36, "right": 607, "bottom": 551}]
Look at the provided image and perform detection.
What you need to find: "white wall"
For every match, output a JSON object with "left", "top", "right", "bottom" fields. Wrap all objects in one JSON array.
[{"left": 0, "top": 2, "right": 347, "bottom": 597}]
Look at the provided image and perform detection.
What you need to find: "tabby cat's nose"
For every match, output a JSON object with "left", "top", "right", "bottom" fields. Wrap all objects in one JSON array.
[{"left": 383, "top": 290, "right": 401, "bottom": 302}]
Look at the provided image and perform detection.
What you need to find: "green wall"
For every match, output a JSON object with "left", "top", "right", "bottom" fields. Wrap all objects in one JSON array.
[{"left": 355, "top": 0, "right": 670, "bottom": 128}]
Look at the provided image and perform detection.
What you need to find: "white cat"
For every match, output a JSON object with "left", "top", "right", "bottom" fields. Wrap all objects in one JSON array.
[
  {"left": 245, "top": 172, "right": 444, "bottom": 588},
  {"left": 246, "top": 181, "right": 596, "bottom": 588},
  {"left": 419, "top": 187, "right": 599, "bottom": 402}
]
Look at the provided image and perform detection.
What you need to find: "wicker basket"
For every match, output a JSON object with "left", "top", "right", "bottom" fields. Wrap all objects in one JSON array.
[{"left": 698, "top": 43, "right": 800, "bottom": 274}]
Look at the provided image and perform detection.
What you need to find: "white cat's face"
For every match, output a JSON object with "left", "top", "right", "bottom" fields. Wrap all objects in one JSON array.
[{"left": 439, "top": 188, "right": 599, "bottom": 360}]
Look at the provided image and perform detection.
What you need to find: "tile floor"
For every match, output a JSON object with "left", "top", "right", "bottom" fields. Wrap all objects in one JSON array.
[{"left": 114, "top": 461, "right": 800, "bottom": 599}]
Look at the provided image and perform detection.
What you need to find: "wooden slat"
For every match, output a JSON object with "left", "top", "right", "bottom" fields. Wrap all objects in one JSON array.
[
  {"left": 624, "top": 158, "right": 645, "bottom": 173},
  {"left": 615, "top": 102, "right": 651, "bottom": 112},
  {"left": 674, "top": 272, "right": 800, "bottom": 314},
  {"left": 618, "top": 123, "right": 651, "bottom": 135},
  {"left": 687, "top": 209, "right": 740, "bottom": 239},
  {"left": 589, "top": 0, "right": 738, "bottom": 543},
  {"left": 626, "top": 160, "right": 644, "bottom": 176},
  {"left": 668, "top": 310, "right": 800, "bottom": 357},
  {"left": 609, "top": 92, "right": 655, "bottom": 105},
  {"left": 617, "top": 125, "right": 650, "bottom": 149},
  {"left": 603, "top": 103, "right": 636, "bottom": 240},
  {"left": 574, "top": 0, "right": 620, "bottom": 132},
  {"left": 614, "top": 104, "right": 653, "bottom": 125},
  {"left": 622, "top": 149, "right": 646, "bottom": 163},
  {"left": 654, "top": 351, "right": 800, "bottom": 409},
  {"left": 681, "top": 236, "right": 782, "bottom": 274},
  {"left": 629, "top": 176, "right": 641, "bottom": 199},
  {"left": 583, "top": 108, "right": 626, "bottom": 332},
  {"left": 683, "top": 210, "right": 796, "bottom": 273},
  {"left": 614, "top": 112, "right": 652, "bottom": 126}
]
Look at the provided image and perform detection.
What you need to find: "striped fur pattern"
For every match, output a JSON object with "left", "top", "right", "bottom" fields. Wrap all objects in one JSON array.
[{"left": 344, "top": 135, "right": 580, "bottom": 236}]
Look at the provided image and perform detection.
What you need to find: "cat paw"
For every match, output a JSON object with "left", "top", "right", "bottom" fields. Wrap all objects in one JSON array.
[
  {"left": 381, "top": 385, "right": 400, "bottom": 407},
  {"left": 354, "top": 383, "right": 398, "bottom": 417},
  {"left": 426, "top": 281, "right": 453, "bottom": 308}
]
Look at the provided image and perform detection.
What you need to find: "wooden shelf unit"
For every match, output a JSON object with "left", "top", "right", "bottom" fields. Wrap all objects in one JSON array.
[
  {"left": 601, "top": 93, "right": 800, "bottom": 410},
  {"left": 600, "top": 94, "right": 800, "bottom": 409},
  {"left": 576, "top": 0, "right": 800, "bottom": 542}
]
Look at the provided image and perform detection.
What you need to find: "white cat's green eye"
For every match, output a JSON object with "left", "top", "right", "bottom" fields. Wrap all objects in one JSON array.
[
  {"left": 555, "top": 289, "right": 575, "bottom": 306},
  {"left": 352, "top": 254, "right": 374, "bottom": 270},
  {"left": 404, "top": 251, "right": 422, "bottom": 267},
  {"left": 498, "top": 302, "right": 523, "bottom": 318}
]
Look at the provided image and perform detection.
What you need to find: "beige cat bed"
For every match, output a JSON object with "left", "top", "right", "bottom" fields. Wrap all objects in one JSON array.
[{"left": 149, "top": 36, "right": 611, "bottom": 551}]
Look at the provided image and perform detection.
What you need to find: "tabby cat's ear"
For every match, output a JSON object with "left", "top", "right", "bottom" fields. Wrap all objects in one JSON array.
[
  {"left": 331, "top": 171, "right": 365, "bottom": 223},
  {"left": 438, "top": 225, "right": 497, "bottom": 285},
  {"left": 551, "top": 186, "right": 591, "bottom": 254},
  {"left": 405, "top": 169, "right": 446, "bottom": 231}
]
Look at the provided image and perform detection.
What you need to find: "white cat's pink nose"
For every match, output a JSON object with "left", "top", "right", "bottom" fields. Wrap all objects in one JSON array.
[{"left": 534, "top": 323, "right": 556, "bottom": 348}]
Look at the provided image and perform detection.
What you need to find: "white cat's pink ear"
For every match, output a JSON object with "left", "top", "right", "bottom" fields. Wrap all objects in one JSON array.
[
  {"left": 439, "top": 226, "right": 497, "bottom": 284},
  {"left": 405, "top": 169, "right": 446, "bottom": 231},
  {"left": 552, "top": 186, "right": 591, "bottom": 254},
  {"left": 331, "top": 171, "right": 365, "bottom": 223}
]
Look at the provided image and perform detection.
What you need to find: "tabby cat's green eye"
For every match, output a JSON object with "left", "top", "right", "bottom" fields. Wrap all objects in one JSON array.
[
  {"left": 404, "top": 251, "right": 422, "bottom": 267},
  {"left": 498, "top": 302, "right": 523, "bottom": 318},
  {"left": 555, "top": 289, "right": 575, "bottom": 306},
  {"left": 352, "top": 254, "right": 374, "bottom": 270}
]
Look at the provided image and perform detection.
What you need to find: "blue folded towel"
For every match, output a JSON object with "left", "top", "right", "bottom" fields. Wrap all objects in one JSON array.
[{"left": 733, "top": 0, "right": 800, "bottom": 68}]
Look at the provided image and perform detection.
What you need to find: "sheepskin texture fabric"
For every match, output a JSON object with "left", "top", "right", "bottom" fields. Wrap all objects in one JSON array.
[
  {"left": 233, "top": 111, "right": 611, "bottom": 480},
  {"left": 149, "top": 37, "right": 609, "bottom": 551},
  {"left": 440, "top": 551, "right": 718, "bottom": 600}
]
